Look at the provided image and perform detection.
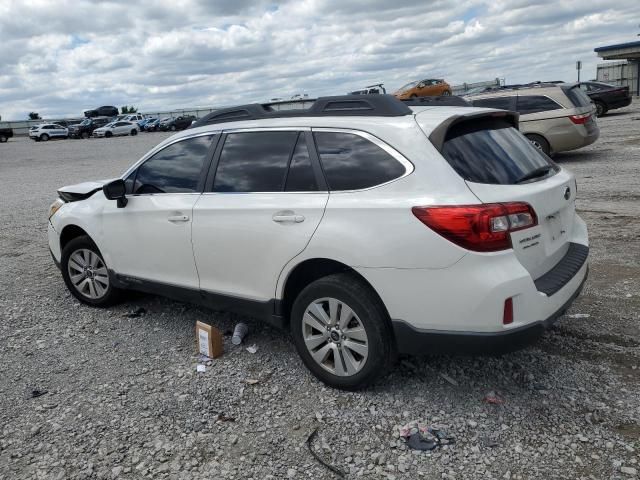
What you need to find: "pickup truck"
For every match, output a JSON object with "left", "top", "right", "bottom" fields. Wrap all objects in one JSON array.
[{"left": 0, "top": 127, "right": 13, "bottom": 143}]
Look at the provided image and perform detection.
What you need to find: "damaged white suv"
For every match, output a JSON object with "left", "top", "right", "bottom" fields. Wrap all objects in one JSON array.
[{"left": 48, "top": 95, "right": 589, "bottom": 389}]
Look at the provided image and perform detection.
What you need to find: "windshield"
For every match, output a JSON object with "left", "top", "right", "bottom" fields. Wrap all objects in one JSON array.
[
  {"left": 104, "top": 123, "right": 115, "bottom": 128},
  {"left": 397, "top": 80, "right": 419, "bottom": 92},
  {"left": 441, "top": 120, "right": 558, "bottom": 185},
  {"left": 80, "top": 119, "right": 91, "bottom": 126}
]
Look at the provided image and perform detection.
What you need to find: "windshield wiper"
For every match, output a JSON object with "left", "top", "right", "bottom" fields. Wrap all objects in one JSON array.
[{"left": 516, "top": 165, "right": 553, "bottom": 184}]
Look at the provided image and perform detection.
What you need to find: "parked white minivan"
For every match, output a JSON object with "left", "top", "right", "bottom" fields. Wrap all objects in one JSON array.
[{"left": 48, "top": 95, "right": 589, "bottom": 389}]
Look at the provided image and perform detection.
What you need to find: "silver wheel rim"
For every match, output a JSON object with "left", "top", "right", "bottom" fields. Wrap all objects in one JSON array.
[
  {"left": 302, "top": 297, "right": 369, "bottom": 377},
  {"left": 67, "top": 249, "right": 109, "bottom": 299},
  {"left": 530, "top": 139, "right": 542, "bottom": 151}
]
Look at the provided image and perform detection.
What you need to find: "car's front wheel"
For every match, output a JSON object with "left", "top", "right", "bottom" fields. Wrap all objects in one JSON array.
[
  {"left": 81, "top": 132, "right": 90, "bottom": 139},
  {"left": 131, "top": 129, "right": 138, "bottom": 136},
  {"left": 40, "top": 134, "right": 50, "bottom": 141},
  {"left": 61, "top": 236, "right": 121, "bottom": 306},
  {"left": 105, "top": 131, "right": 113, "bottom": 138},
  {"left": 290, "top": 273, "right": 394, "bottom": 390},
  {"left": 442, "top": 90, "right": 451, "bottom": 96}
]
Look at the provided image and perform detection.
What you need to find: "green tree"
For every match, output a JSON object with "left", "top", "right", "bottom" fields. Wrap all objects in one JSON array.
[
  {"left": 120, "top": 106, "right": 129, "bottom": 114},
  {"left": 128, "top": 106, "right": 138, "bottom": 113},
  {"left": 28, "top": 112, "right": 41, "bottom": 120}
]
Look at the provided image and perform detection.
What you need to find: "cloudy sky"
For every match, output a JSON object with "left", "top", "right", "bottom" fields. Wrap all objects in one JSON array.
[{"left": 0, "top": 0, "right": 638, "bottom": 120}]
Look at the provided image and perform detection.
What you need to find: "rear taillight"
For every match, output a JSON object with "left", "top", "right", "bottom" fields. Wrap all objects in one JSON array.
[
  {"left": 412, "top": 203, "right": 538, "bottom": 252},
  {"left": 569, "top": 113, "right": 591, "bottom": 125}
]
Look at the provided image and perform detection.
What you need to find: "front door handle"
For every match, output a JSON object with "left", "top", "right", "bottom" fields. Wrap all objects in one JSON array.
[
  {"left": 272, "top": 212, "right": 305, "bottom": 223},
  {"left": 168, "top": 215, "right": 190, "bottom": 223}
]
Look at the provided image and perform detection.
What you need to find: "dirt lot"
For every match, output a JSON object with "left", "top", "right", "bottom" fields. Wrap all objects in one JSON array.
[{"left": 0, "top": 109, "right": 639, "bottom": 480}]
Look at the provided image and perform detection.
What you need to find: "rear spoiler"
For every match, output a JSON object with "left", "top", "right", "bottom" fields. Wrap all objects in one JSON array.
[{"left": 428, "top": 110, "right": 519, "bottom": 151}]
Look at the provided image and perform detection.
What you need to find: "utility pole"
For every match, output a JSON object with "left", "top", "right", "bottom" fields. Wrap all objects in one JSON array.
[{"left": 576, "top": 61, "right": 582, "bottom": 82}]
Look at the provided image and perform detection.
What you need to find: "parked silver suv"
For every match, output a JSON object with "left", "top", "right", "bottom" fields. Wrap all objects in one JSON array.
[{"left": 465, "top": 84, "right": 599, "bottom": 156}]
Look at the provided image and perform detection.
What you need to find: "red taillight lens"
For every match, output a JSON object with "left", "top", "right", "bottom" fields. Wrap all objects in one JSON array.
[
  {"left": 412, "top": 203, "right": 537, "bottom": 252},
  {"left": 503, "top": 297, "right": 514, "bottom": 325},
  {"left": 569, "top": 113, "right": 591, "bottom": 125}
]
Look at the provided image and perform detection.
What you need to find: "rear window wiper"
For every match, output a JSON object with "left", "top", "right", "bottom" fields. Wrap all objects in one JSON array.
[{"left": 516, "top": 165, "right": 553, "bottom": 184}]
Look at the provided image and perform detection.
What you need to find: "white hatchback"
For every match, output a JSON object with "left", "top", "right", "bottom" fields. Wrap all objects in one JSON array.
[
  {"left": 47, "top": 95, "right": 589, "bottom": 389},
  {"left": 93, "top": 121, "right": 140, "bottom": 138}
]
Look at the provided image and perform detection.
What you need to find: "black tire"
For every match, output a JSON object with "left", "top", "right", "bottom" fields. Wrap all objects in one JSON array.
[
  {"left": 170, "top": 125, "right": 176, "bottom": 131},
  {"left": 409, "top": 94, "right": 418, "bottom": 99},
  {"left": 0, "top": 135, "right": 7, "bottom": 143},
  {"left": 290, "top": 273, "right": 394, "bottom": 390},
  {"left": 61, "top": 235, "right": 122, "bottom": 307},
  {"left": 40, "top": 134, "right": 50, "bottom": 141},
  {"left": 442, "top": 90, "right": 451, "bottom": 96},
  {"left": 595, "top": 101, "right": 607, "bottom": 117},
  {"left": 105, "top": 131, "right": 113, "bottom": 138},
  {"left": 526, "top": 134, "right": 551, "bottom": 156},
  {"left": 130, "top": 129, "right": 137, "bottom": 136},
  {"left": 81, "top": 131, "right": 90, "bottom": 139}
]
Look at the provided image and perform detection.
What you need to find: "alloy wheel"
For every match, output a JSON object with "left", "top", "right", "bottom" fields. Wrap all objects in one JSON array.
[
  {"left": 67, "top": 248, "right": 109, "bottom": 299},
  {"left": 302, "top": 297, "right": 369, "bottom": 377}
]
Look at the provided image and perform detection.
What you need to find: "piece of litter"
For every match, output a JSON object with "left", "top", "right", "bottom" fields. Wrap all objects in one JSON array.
[
  {"left": 245, "top": 378, "right": 260, "bottom": 385},
  {"left": 440, "top": 373, "right": 458, "bottom": 386},
  {"left": 196, "top": 364, "right": 206, "bottom": 373},
  {"left": 567, "top": 313, "right": 590, "bottom": 319},
  {"left": 625, "top": 294, "right": 632, "bottom": 298},
  {"left": 246, "top": 344, "right": 258, "bottom": 354},
  {"left": 31, "top": 389, "right": 48, "bottom": 399},
  {"left": 398, "top": 421, "right": 455, "bottom": 451},
  {"left": 124, "top": 307, "right": 146, "bottom": 318}
]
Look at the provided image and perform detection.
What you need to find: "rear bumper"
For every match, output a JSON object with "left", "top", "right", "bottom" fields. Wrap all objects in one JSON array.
[
  {"left": 392, "top": 266, "right": 588, "bottom": 355},
  {"left": 607, "top": 97, "right": 632, "bottom": 110}
]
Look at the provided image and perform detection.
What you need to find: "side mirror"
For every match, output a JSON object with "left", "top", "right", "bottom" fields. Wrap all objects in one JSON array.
[{"left": 103, "top": 179, "right": 128, "bottom": 208}]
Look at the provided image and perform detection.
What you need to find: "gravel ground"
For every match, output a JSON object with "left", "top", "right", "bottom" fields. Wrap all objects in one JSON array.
[{"left": 0, "top": 110, "right": 639, "bottom": 480}]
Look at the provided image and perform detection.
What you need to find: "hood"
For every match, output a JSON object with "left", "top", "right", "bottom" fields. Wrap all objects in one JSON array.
[{"left": 58, "top": 178, "right": 115, "bottom": 202}]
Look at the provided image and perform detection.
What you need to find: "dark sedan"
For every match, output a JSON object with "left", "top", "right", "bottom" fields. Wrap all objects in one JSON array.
[{"left": 578, "top": 82, "right": 632, "bottom": 117}]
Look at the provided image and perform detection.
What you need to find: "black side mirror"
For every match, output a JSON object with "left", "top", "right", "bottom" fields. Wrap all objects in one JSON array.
[{"left": 103, "top": 179, "right": 128, "bottom": 208}]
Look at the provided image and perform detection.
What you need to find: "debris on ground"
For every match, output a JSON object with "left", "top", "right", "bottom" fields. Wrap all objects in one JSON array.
[
  {"left": 232, "top": 322, "right": 249, "bottom": 345},
  {"left": 246, "top": 344, "right": 258, "bottom": 354},
  {"left": 306, "top": 428, "right": 346, "bottom": 478},
  {"left": 483, "top": 391, "right": 505, "bottom": 405},
  {"left": 196, "top": 321, "right": 224, "bottom": 358},
  {"left": 217, "top": 414, "right": 236, "bottom": 423},
  {"left": 398, "top": 421, "right": 455, "bottom": 451},
  {"left": 245, "top": 378, "right": 260, "bottom": 385},
  {"left": 196, "top": 364, "right": 206, "bottom": 373},
  {"left": 31, "top": 389, "right": 48, "bottom": 399},
  {"left": 567, "top": 313, "right": 591, "bottom": 319},
  {"left": 123, "top": 307, "right": 146, "bottom": 318},
  {"left": 440, "top": 373, "right": 458, "bottom": 386}
]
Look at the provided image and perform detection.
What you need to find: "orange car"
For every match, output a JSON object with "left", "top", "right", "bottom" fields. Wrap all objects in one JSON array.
[{"left": 394, "top": 79, "right": 452, "bottom": 99}]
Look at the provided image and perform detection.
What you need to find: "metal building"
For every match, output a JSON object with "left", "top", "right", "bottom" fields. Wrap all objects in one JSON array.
[{"left": 594, "top": 40, "right": 640, "bottom": 95}]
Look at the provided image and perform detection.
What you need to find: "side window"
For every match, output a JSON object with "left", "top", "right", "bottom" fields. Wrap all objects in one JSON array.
[
  {"left": 213, "top": 131, "right": 298, "bottom": 192},
  {"left": 313, "top": 132, "right": 406, "bottom": 191},
  {"left": 285, "top": 134, "right": 318, "bottom": 192},
  {"left": 132, "top": 135, "right": 214, "bottom": 194},
  {"left": 472, "top": 97, "right": 513, "bottom": 110},
  {"left": 516, "top": 96, "right": 563, "bottom": 115}
]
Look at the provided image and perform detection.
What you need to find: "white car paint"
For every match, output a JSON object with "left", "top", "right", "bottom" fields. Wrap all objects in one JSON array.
[
  {"left": 93, "top": 121, "right": 140, "bottom": 137},
  {"left": 48, "top": 104, "right": 588, "bottom": 342},
  {"left": 29, "top": 124, "right": 68, "bottom": 141}
]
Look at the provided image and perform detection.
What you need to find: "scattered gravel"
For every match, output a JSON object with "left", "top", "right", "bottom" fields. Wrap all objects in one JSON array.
[{"left": 1, "top": 109, "right": 639, "bottom": 479}]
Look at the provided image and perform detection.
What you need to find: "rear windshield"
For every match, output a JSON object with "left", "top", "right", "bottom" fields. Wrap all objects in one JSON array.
[
  {"left": 441, "top": 120, "right": 558, "bottom": 185},
  {"left": 561, "top": 85, "right": 592, "bottom": 108}
]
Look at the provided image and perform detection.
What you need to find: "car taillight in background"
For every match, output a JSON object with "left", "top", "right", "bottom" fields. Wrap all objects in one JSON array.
[
  {"left": 569, "top": 113, "right": 591, "bottom": 125},
  {"left": 412, "top": 203, "right": 538, "bottom": 252}
]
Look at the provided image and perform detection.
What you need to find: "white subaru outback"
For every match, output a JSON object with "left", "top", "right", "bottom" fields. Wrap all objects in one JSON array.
[{"left": 48, "top": 95, "right": 589, "bottom": 389}]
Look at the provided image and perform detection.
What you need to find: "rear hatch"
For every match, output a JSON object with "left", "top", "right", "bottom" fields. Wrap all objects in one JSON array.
[
  {"left": 561, "top": 84, "right": 598, "bottom": 134},
  {"left": 421, "top": 111, "right": 576, "bottom": 280}
]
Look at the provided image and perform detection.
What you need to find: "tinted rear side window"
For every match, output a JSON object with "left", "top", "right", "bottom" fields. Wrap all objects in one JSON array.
[
  {"left": 441, "top": 121, "right": 557, "bottom": 185},
  {"left": 516, "top": 96, "right": 563, "bottom": 114},
  {"left": 472, "top": 97, "right": 513, "bottom": 110},
  {"left": 313, "top": 132, "right": 405, "bottom": 191},
  {"left": 133, "top": 135, "right": 214, "bottom": 194},
  {"left": 213, "top": 131, "right": 297, "bottom": 192},
  {"left": 285, "top": 135, "right": 318, "bottom": 192},
  {"left": 562, "top": 85, "right": 592, "bottom": 108}
]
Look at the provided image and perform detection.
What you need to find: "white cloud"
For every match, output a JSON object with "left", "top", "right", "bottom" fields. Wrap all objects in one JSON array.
[{"left": 0, "top": 0, "right": 638, "bottom": 119}]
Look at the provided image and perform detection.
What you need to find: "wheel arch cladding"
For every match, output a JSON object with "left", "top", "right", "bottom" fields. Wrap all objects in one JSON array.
[
  {"left": 60, "top": 225, "right": 90, "bottom": 251},
  {"left": 281, "top": 258, "right": 392, "bottom": 327}
]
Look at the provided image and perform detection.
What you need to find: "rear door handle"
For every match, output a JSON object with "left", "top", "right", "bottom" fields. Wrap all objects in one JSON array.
[
  {"left": 168, "top": 215, "right": 190, "bottom": 223},
  {"left": 272, "top": 213, "right": 305, "bottom": 223}
]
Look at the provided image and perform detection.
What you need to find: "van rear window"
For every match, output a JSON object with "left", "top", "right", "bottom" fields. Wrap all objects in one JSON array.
[
  {"left": 441, "top": 121, "right": 558, "bottom": 185},
  {"left": 562, "top": 85, "right": 592, "bottom": 108}
]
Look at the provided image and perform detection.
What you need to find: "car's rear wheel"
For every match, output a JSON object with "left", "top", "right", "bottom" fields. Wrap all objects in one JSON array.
[
  {"left": 595, "top": 101, "right": 607, "bottom": 117},
  {"left": 170, "top": 125, "right": 176, "bottom": 131},
  {"left": 40, "top": 134, "right": 50, "bottom": 141},
  {"left": 0, "top": 135, "right": 7, "bottom": 143},
  {"left": 409, "top": 94, "right": 417, "bottom": 99},
  {"left": 290, "top": 273, "right": 393, "bottom": 390},
  {"left": 81, "top": 131, "right": 90, "bottom": 139},
  {"left": 131, "top": 129, "right": 137, "bottom": 136},
  {"left": 525, "top": 134, "right": 551, "bottom": 156},
  {"left": 61, "top": 236, "right": 121, "bottom": 307},
  {"left": 105, "top": 131, "right": 113, "bottom": 138}
]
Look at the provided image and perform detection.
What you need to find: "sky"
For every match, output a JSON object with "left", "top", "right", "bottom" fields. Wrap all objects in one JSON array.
[{"left": 0, "top": 0, "right": 638, "bottom": 120}]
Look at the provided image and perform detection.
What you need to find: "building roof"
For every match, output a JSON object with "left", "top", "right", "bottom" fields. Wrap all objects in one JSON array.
[{"left": 594, "top": 40, "right": 640, "bottom": 53}]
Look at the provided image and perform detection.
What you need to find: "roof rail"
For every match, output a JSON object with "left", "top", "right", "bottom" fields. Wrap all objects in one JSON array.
[
  {"left": 401, "top": 96, "right": 470, "bottom": 107},
  {"left": 191, "top": 94, "right": 412, "bottom": 128}
]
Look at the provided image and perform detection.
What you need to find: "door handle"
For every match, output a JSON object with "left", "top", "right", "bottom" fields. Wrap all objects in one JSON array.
[
  {"left": 168, "top": 215, "right": 190, "bottom": 223},
  {"left": 272, "top": 213, "right": 305, "bottom": 223}
]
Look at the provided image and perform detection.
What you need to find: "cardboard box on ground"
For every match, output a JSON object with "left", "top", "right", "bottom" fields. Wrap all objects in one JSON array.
[{"left": 196, "top": 321, "right": 223, "bottom": 358}]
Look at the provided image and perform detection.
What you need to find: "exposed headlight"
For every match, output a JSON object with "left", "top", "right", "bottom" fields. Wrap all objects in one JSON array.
[{"left": 48, "top": 198, "right": 65, "bottom": 219}]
